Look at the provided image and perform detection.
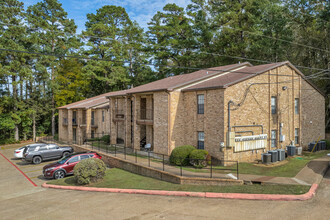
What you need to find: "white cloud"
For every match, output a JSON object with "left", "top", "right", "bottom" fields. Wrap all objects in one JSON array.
[{"left": 70, "top": 0, "right": 192, "bottom": 30}]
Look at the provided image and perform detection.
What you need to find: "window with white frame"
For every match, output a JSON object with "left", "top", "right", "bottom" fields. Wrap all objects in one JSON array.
[
  {"left": 197, "top": 132, "right": 205, "bottom": 149},
  {"left": 271, "top": 130, "right": 277, "bottom": 148},
  {"left": 197, "top": 95, "right": 204, "bottom": 114},
  {"left": 295, "top": 98, "right": 299, "bottom": 114},
  {"left": 271, "top": 96, "right": 277, "bottom": 114}
]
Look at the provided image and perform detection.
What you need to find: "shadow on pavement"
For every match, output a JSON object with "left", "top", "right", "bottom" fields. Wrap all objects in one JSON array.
[{"left": 307, "top": 160, "right": 329, "bottom": 175}]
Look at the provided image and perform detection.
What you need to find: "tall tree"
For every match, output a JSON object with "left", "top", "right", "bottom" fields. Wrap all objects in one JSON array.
[
  {"left": 186, "top": 0, "right": 216, "bottom": 68},
  {"left": 55, "top": 58, "right": 89, "bottom": 107},
  {"left": 209, "top": 0, "right": 271, "bottom": 64},
  {"left": 82, "top": 5, "right": 133, "bottom": 96},
  {"left": 0, "top": 0, "right": 30, "bottom": 141},
  {"left": 26, "top": 0, "right": 78, "bottom": 137},
  {"left": 148, "top": 3, "right": 196, "bottom": 78}
]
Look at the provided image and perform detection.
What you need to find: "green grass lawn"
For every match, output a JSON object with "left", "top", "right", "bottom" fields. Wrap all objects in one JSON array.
[
  {"left": 179, "top": 150, "right": 330, "bottom": 177},
  {"left": 48, "top": 168, "right": 310, "bottom": 195},
  {"left": 237, "top": 150, "right": 330, "bottom": 177}
]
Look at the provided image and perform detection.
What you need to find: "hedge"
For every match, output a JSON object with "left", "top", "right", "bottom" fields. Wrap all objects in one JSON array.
[
  {"left": 189, "top": 149, "right": 209, "bottom": 168},
  {"left": 170, "top": 145, "right": 196, "bottom": 166},
  {"left": 74, "top": 158, "right": 106, "bottom": 185}
]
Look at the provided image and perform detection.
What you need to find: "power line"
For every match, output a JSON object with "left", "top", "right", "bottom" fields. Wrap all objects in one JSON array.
[
  {"left": 2, "top": 20, "right": 329, "bottom": 53},
  {"left": 1, "top": 47, "right": 329, "bottom": 79},
  {"left": 222, "top": 26, "right": 330, "bottom": 53},
  {"left": 0, "top": 21, "right": 329, "bottom": 72}
]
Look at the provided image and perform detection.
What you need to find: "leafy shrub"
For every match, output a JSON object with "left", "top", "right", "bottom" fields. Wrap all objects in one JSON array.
[
  {"left": 322, "top": 139, "right": 330, "bottom": 150},
  {"left": 189, "top": 149, "right": 209, "bottom": 168},
  {"left": 101, "top": 135, "right": 110, "bottom": 144},
  {"left": 0, "top": 138, "right": 20, "bottom": 145},
  {"left": 87, "top": 138, "right": 100, "bottom": 142},
  {"left": 74, "top": 158, "right": 106, "bottom": 185},
  {"left": 170, "top": 145, "right": 196, "bottom": 166}
]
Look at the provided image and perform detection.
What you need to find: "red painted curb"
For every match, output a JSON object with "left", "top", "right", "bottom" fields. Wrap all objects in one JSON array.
[
  {"left": 42, "top": 183, "right": 318, "bottom": 201},
  {"left": 0, "top": 152, "right": 37, "bottom": 187}
]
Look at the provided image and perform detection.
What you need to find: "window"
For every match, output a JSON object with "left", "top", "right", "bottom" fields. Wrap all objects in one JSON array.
[
  {"left": 295, "top": 128, "right": 299, "bottom": 145},
  {"left": 91, "top": 130, "right": 95, "bottom": 139},
  {"left": 91, "top": 111, "right": 95, "bottom": 125},
  {"left": 295, "top": 98, "right": 299, "bottom": 114},
  {"left": 48, "top": 145, "right": 58, "bottom": 150},
  {"left": 197, "top": 95, "right": 204, "bottom": 114},
  {"left": 72, "top": 111, "right": 77, "bottom": 125},
  {"left": 271, "top": 130, "right": 277, "bottom": 148},
  {"left": 102, "top": 111, "right": 105, "bottom": 122},
  {"left": 39, "top": 146, "right": 48, "bottom": 151},
  {"left": 271, "top": 96, "right": 277, "bottom": 114},
  {"left": 68, "top": 156, "right": 79, "bottom": 163},
  {"left": 197, "top": 132, "right": 205, "bottom": 149},
  {"left": 80, "top": 155, "right": 90, "bottom": 160}
]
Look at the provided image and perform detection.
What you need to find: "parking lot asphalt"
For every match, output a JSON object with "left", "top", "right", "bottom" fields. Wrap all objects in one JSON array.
[
  {"left": 0, "top": 144, "right": 55, "bottom": 187},
  {"left": 1, "top": 144, "right": 330, "bottom": 219}
]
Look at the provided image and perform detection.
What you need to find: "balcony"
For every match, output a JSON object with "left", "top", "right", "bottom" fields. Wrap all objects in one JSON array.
[
  {"left": 113, "top": 109, "right": 125, "bottom": 122},
  {"left": 136, "top": 109, "right": 153, "bottom": 125},
  {"left": 62, "top": 118, "right": 68, "bottom": 126}
]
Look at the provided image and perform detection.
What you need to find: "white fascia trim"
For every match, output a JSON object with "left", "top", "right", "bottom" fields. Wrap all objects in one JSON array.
[{"left": 174, "top": 66, "right": 248, "bottom": 91}]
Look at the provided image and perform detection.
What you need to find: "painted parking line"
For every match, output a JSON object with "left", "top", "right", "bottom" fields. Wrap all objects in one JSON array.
[
  {"left": 0, "top": 152, "right": 37, "bottom": 187},
  {"left": 23, "top": 169, "right": 43, "bottom": 174},
  {"left": 30, "top": 176, "right": 40, "bottom": 179},
  {"left": 18, "top": 164, "right": 45, "bottom": 169}
]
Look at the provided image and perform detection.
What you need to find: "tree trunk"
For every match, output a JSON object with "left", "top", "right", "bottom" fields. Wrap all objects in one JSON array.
[
  {"left": 33, "top": 113, "right": 36, "bottom": 142},
  {"left": 51, "top": 41, "right": 56, "bottom": 137},
  {"left": 12, "top": 75, "right": 19, "bottom": 141}
]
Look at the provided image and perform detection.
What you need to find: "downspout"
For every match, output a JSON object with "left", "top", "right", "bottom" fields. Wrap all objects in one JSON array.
[
  {"left": 166, "top": 91, "right": 171, "bottom": 155},
  {"left": 130, "top": 97, "right": 133, "bottom": 148},
  {"left": 228, "top": 100, "right": 234, "bottom": 132}
]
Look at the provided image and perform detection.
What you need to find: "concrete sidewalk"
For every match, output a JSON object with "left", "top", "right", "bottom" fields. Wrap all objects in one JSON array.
[{"left": 239, "top": 156, "right": 329, "bottom": 185}]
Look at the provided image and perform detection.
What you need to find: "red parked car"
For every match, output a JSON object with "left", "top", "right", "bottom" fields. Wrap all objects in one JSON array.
[{"left": 43, "top": 151, "right": 102, "bottom": 179}]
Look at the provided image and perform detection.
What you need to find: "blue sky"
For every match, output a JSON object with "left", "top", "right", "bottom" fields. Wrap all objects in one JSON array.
[{"left": 23, "top": 0, "right": 191, "bottom": 33}]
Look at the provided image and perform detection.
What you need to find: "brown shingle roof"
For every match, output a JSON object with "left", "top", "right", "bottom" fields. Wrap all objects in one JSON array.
[
  {"left": 58, "top": 91, "right": 114, "bottom": 109},
  {"left": 105, "top": 89, "right": 132, "bottom": 98},
  {"left": 123, "top": 63, "right": 250, "bottom": 94},
  {"left": 182, "top": 62, "right": 288, "bottom": 91}
]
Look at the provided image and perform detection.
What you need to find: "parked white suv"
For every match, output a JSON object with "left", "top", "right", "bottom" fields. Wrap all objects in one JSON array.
[{"left": 14, "top": 143, "right": 46, "bottom": 159}]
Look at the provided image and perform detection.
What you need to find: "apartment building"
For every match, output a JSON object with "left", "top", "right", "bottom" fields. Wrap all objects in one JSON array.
[
  {"left": 58, "top": 92, "right": 113, "bottom": 144},
  {"left": 106, "top": 61, "right": 325, "bottom": 162}
]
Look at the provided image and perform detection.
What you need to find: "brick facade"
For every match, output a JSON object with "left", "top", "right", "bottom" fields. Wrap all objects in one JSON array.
[{"left": 59, "top": 62, "right": 325, "bottom": 163}]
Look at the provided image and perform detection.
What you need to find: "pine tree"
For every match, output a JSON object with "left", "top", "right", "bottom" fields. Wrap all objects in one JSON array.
[
  {"left": 147, "top": 3, "right": 196, "bottom": 78},
  {"left": 26, "top": 0, "right": 78, "bottom": 137}
]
